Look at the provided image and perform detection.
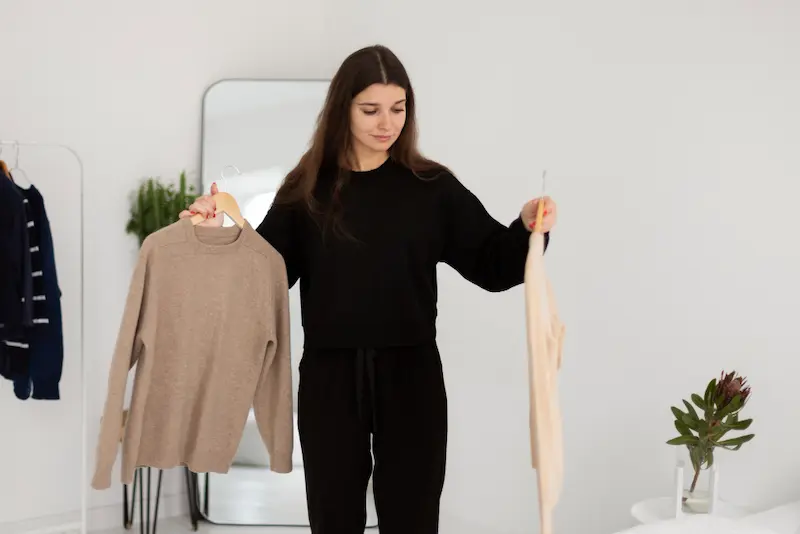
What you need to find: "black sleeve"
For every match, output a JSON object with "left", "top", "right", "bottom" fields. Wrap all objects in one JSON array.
[
  {"left": 0, "top": 186, "right": 27, "bottom": 330},
  {"left": 440, "top": 175, "right": 549, "bottom": 292},
  {"left": 255, "top": 201, "right": 302, "bottom": 289}
]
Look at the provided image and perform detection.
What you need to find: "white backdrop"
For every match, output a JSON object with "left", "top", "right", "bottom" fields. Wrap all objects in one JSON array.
[
  {"left": 0, "top": 1, "right": 798, "bottom": 534},
  {"left": 0, "top": 145, "right": 84, "bottom": 533}
]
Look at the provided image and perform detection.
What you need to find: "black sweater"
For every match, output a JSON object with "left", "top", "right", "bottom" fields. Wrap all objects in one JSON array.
[
  {"left": 0, "top": 174, "right": 33, "bottom": 337},
  {"left": 256, "top": 158, "right": 549, "bottom": 348}
]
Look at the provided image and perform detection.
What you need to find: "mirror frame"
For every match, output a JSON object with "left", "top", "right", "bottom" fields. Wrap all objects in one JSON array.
[{"left": 189, "top": 77, "right": 379, "bottom": 530}]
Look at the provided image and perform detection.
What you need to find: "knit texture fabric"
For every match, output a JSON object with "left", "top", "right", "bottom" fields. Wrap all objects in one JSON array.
[
  {"left": 525, "top": 230, "right": 565, "bottom": 534},
  {"left": 91, "top": 218, "right": 294, "bottom": 489}
]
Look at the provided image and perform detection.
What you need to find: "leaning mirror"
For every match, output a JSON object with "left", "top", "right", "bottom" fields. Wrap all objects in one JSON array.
[{"left": 194, "top": 78, "right": 379, "bottom": 528}]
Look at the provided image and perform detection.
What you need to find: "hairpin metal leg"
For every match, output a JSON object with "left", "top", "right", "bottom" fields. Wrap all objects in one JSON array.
[
  {"left": 138, "top": 469, "right": 144, "bottom": 533},
  {"left": 146, "top": 469, "right": 151, "bottom": 533},
  {"left": 121, "top": 468, "right": 164, "bottom": 534},
  {"left": 184, "top": 467, "right": 199, "bottom": 531},
  {"left": 123, "top": 477, "right": 131, "bottom": 528},
  {"left": 152, "top": 469, "right": 163, "bottom": 534},
  {"left": 123, "top": 468, "right": 139, "bottom": 529},
  {"left": 203, "top": 473, "right": 209, "bottom": 516}
]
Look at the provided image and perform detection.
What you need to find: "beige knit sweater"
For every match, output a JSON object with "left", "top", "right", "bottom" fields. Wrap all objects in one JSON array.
[
  {"left": 91, "top": 218, "right": 294, "bottom": 490},
  {"left": 525, "top": 230, "right": 566, "bottom": 534}
]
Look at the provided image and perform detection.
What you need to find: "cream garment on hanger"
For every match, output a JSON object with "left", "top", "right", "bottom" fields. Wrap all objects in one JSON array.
[{"left": 525, "top": 229, "right": 565, "bottom": 534}]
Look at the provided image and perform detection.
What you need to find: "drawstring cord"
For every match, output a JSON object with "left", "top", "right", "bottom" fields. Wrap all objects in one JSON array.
[{"left": 355, "top": 347, "right": 378, "bottom": 434}]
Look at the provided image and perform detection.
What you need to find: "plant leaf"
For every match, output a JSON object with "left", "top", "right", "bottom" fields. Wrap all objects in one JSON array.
[
  {"left": 725, "top": 418, "right": 753, "bottom": 431},
  {"left": 715, "top": 394, "right": 742, "bottom": 419},
  {"left": 682, "top": 400, "right": 699, "bottom": 421},
  {"left": 691, "top": 394, "right": 707, "bottom": 411},
  {"left": 671, "top": 406, "right": 688, "bottom": 421},
  {"left": 682, "top": 415, "right": 700, "bottom": 431},
  {"left": 704, "top": 379, "right": 717, "bottom": 406},
  {"left": 716, "top": 434, "right": 754, "bottom": 447},
  {"left": 689, "top": 445, "right": 704, "bottom": 471},
  {"left": 675, "top": 420, "right": 693, "bottom": 436},
  {"left": 667, "top": 435, "right": 699, "bottom": 446},
  {"left": 711, "top": 424, "right": 730, "bottom": 442},
  {"left": 697, "top": 420, "right": 709, "bottom": 436}
]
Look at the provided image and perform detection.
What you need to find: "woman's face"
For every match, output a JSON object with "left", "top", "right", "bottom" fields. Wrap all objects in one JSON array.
[{"left": 350, "top": 83, "right": 407, "bottom": 156}]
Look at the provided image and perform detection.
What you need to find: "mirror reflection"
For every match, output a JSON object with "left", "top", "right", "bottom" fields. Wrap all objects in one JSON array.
[{"left": 194, "top": 78, "right": 378, "bottom": 528}]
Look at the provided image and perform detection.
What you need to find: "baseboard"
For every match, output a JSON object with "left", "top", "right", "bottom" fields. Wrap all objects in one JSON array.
[{"left": 1, "top": 491, "right": 190, "bottom": 534}]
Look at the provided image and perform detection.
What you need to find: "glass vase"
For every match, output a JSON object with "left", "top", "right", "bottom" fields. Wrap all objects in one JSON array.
[{"left": 675, "top": 445, "right": 718, "bottom": 514}]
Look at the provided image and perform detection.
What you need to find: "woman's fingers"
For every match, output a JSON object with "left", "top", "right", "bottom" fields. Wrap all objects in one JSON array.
[
  {"left": 182, "top": 185, "right": 220, "bottom": 220},
  {"left": 188, "top": 196, "right": 216, "bottom": 218}
]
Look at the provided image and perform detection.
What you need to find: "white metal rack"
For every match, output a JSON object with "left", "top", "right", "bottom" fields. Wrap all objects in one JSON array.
[{"left": 0, "top": 140, "right": 86, "bottom": 534}]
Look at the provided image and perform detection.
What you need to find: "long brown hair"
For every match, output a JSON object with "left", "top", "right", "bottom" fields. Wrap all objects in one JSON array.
[{"left": 274, "top": 44, "right": 450, "bottom": 238}]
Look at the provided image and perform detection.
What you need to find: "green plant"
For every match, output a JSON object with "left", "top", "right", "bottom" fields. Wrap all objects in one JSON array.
[
  {"left": 126, "top": 171, "right": 198, "bottom": 246},
  {"left": 666, "top": 370, "right": 755, "bottom": 495}
]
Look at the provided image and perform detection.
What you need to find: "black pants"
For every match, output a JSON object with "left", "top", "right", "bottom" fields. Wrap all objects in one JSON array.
[{"left": 298, "top": 342, "right": 448, "bottom": 534}]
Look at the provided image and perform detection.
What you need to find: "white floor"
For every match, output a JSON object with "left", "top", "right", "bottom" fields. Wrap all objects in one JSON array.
[
  {"left": 198, "top": 465, "right": 378, "bottom": 527},
  {"left": 202, "top": 465, "right": 310, "bottom": 525},
  {"left": 94, "top": 516, "right": 316, "bottom": 534}
]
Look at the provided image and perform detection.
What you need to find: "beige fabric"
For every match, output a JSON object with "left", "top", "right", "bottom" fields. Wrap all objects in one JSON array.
[
  {"left": 525, "top": 230, "right": 566, "bottom": 534},
  {"left": 91, "top": 218, "right": 294, "bottom": 490}
]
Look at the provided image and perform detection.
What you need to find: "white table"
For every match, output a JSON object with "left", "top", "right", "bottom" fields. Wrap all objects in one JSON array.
[{"left": 631, "top": 496, "right": 752, "bottom": 524}]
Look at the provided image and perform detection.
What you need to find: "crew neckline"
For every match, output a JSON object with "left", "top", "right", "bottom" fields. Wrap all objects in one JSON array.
[
  {"left": 183, "top": 217, "right": 249, "bottom": 252},
  {"left": 350, "top": 155, "right": 393, "bottom": 176}
]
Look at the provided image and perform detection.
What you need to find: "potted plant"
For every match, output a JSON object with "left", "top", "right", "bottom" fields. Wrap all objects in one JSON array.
[
  {"left": 666, "top": 371, "right": 755, "bottom": 513},
  {"left": 125, "top": 171, "right": 198, "bottom": 246}
]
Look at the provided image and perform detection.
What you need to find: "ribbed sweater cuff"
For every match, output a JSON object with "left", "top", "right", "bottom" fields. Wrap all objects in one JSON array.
[
  {"left": 270, "top": 452, "right": 293, "bottom": 474},
  {"left": 510, "top": 215, "right": 529, "bottom": 237},
  {"left": 511, "top": 215, "right": 550, "bottom": 251},
  {"left": 32, "top": 380, "right": 60, "bottom": 400},
  {"left": 91, "top": 470, "right": 113, "bottom": 490}
]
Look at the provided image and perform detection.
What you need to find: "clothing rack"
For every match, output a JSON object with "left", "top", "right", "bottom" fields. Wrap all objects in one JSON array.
[{"left": 0, "top": 140, "right": 86, "bottom": 534}]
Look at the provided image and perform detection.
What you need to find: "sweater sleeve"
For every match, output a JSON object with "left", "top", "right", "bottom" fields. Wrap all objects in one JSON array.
[
  {"left": 0, "top": 185, "right": 28, "bottom": 333},
  {"left": 441, "top": 174, "right": 549, "bottom": 292},
  {"left": 91, "top": 238, "right": 151, "bottom": 490},
  {"left": 253, "top": 261, "right": 294, "bottom": 474},
  {"left": 29, "top": 202, "right": 64, "bottom": 400},
  {"left": 256, "top": 201, "right": 302, "bottom": 289}
]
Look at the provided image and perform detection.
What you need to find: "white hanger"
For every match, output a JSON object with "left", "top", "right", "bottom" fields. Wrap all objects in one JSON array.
[
  {"left": 11, "top": 142, "right": 32, "bottom": 186},
  {"left": 1, "top": 142, "right": 32, "bottom": 186}
]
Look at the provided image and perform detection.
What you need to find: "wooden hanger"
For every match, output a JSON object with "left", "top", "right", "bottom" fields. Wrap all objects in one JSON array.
[{"left": 190, "top": 191, "right": 245, "bottom": 228}]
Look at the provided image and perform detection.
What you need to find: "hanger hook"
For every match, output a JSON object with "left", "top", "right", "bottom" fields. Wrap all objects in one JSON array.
[
  {"left": 541, "top": 169, "right": 547, "bottom": 198},
  {"left": 220, "top": 164, "right": 241, "bottom": 181},
  {"left": 13, "top": 141, "right": 20, "bottom": 169}
]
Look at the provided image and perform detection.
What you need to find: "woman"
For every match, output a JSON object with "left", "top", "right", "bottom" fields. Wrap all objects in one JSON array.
[{"left": 180, "top": 45, "right": 557, "bottom": 534}]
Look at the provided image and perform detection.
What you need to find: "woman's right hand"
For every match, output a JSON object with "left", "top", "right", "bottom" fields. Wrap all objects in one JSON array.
[{"left": 179, "top": 182, "right": 223, "bottom": 227}]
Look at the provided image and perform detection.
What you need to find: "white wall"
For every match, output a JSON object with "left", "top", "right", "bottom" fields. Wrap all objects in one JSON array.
[
  {"left": 1, "top": 1, "right": 799, "bottom": 534},
  {"left": 0, "top": 1, "right": 329, "bottom": 532}
]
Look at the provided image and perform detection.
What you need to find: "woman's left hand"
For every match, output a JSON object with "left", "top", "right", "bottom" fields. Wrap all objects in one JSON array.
[{"left": 521, "top": 196, "right": 557, "bottom": 233}]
